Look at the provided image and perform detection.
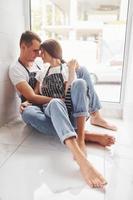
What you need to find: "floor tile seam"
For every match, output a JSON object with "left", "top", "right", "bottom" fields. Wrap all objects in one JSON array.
[{"left": 0, "top": 132, "right": 33, "bottom": 169}]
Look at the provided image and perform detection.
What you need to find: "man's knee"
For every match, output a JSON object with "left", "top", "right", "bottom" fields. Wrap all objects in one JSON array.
[
  {"left": 46, "top": 98, "right": 65, "bottom": 114},
  {"left": 21, "top": 106, "right": 36, "bottom": 124},
  {"left": 48, "top": 98, "right": 63, "bottom": 106}
]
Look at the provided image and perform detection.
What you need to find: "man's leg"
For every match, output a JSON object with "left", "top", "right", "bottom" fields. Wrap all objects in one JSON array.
[
  {"left": 22, "top": 104, "right": 115, "bottom": 147},
  {"left": 76, "top": 66, "right": 117, "bottom": 131},
  {"left": 21, "top": 105, "right": 57, "bottom": 136},
  {"left": 90, "top": 111, "right": 117, "bottom": 131},
  {"left": 44, "top": 98, "right": 107, "bottom": 188},
  {"left": 84, "top": 131, "right": 115, "bottom": 147}
]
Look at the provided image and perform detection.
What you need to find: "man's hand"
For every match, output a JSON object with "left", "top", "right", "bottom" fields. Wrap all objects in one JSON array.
[{"left": 19, "top": 101, "right": 32, "bottom": 113}]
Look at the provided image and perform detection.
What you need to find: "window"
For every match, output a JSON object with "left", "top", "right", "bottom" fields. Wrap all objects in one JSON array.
[{"left": 30, "top": 0, "right": 129, "bottom": 103}]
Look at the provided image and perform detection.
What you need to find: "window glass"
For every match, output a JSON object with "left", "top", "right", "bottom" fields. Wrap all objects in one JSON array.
[{"left": 30, "top": 0, "right": 129, "bottom": 102}]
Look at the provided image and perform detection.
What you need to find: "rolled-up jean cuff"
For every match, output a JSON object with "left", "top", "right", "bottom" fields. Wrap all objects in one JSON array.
[
  {"left": 73, "top": 112, "right": 89, "bottom": 118},
  {"left": 89, "top": 107, "right": 101, "bottom": 114},
  {"left": 61, "top": 132, "right": 77, "bottom": 144}
]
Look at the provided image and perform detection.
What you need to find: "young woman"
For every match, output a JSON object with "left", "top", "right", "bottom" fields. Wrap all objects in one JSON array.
[
  {"left": 34, "top": 39, "right": 115, "bottom": 155},
  {"left": 34, "top": 40, "right": 87, "bottom": 155}
]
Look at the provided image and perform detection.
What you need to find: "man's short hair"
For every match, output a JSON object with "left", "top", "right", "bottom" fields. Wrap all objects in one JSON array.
[{"left": 20, "top": 30, "right": 41, "bottom": 46}]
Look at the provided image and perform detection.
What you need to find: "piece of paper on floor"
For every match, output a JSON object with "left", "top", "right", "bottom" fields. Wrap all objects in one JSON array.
[{"left": 39, "top": 150, "right": 86, "bottom": 193}]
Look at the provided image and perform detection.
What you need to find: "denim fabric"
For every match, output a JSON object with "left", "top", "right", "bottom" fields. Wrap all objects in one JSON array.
[
  {"left": 21, "top": 105, "right": 56, "bottom": 136},
  {"left": 71, "top": 79, "right": 89, "bottom": 118},
  {"left": 76, "top": 66, "right": 101, "bottom": 113},
  {"left": 22, "top": 100, "right": 77, "bottom": 144},
  {"left": 22, "top": 66, "right": 101, "bottom": 143}
]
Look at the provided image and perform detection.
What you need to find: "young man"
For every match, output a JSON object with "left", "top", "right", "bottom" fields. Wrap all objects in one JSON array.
[{"left": 9, "top": 30, "right": 115, "bottom": 188}]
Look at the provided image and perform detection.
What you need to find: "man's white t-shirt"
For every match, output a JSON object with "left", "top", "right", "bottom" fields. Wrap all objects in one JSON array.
[{"left": 9, "top": 60, "right": 42, "bottom": 96}]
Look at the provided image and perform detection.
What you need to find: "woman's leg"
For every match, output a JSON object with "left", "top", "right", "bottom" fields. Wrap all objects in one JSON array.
[
  {"left": 76, "top": 116, "right": 86, "bottom": 154},
  {"left": 76, "top": 66, "right": 101, "bottom": 113},
  {"left": 65, "top": 137, "right": 107, "bottom": 188},
  {"left": 71, "top": 79, "right": 89, "bottom": 154},
  {"left": 44, "top": 99, "right": 107, "bottom": 188},
  {"left": 76, "top": 66, "right": 117, "bottom": 131},
  {"left": 70, "top": 78, "right": 115, "bottom": 147}
]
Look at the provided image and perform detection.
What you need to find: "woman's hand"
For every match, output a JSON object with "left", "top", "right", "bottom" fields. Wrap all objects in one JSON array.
[
  {"left": 67, "top": 59, "right": 80, "bottom": 71},
  {"left": 19, "top": 101, "right": 32, "bottom": 113}
]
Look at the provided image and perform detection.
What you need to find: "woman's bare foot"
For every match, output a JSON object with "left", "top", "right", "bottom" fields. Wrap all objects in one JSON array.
[
  {"left": 77, "top": 140, "right": 87, "bottom": 157},
  {"left": 79, "top": 157, "right": 107, "bottom": 188},
  {"left": 65, "top": 137, "right": 107, "bottom": 188},
  {"left": 84, "top": 131, "right": 115, "bottom": 147},
  {"left": 90, "top": 112, "right": 117, "bottom": 131}
]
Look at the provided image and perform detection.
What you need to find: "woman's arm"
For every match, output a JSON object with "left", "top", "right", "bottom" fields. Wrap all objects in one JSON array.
[{"left": 65, "top": 59, "right": 77, "bottom": 94}]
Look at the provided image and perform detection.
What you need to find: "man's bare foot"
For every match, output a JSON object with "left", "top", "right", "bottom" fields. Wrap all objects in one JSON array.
[
  {"left": 90, "top": 112, "right": 117, "bottom": 131},
  {"left": 79, "top": 157, "right": 107, "bottom": 188},
  {"left": 84, "top": 131, "right": 115, "bottom": 147}
]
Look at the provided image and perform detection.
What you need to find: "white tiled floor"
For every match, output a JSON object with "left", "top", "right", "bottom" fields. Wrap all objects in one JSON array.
[{"left": 0, "top": 117, "right": 133, "bottom": 200}]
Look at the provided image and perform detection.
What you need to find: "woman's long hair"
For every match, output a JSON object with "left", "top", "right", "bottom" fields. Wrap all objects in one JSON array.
[{"left": 40, "top": 39, "right": 66, "bottom": 64}]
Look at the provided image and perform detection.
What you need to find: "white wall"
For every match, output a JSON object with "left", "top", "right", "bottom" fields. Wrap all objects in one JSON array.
[{"left": 0, "top": 0, "right": 26, "bottom": 126}]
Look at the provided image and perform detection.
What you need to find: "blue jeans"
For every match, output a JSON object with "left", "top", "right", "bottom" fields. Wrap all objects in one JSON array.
[
  {"left": 22, "top": 99, "right": 77, "bottom": 144},
  {"left": 21, "top": 66, "right": 101, "bottom": 143},
  {"left": 76, "top": 66, "right": 101, "bottom": 113}
]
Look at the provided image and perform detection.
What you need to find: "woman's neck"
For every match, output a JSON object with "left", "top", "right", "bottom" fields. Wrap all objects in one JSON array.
[{"left": 50, "top": 59, "right": 61, "bottom": 67}]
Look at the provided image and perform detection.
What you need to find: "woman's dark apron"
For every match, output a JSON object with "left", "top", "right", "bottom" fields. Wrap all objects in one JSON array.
[{"left": 41, "top": 65, "right": 72, "bottom": 115}]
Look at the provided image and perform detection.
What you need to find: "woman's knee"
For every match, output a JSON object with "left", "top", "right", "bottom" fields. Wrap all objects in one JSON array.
[{"left": 72, "top": 79, "right": 87, "bottom": 92}]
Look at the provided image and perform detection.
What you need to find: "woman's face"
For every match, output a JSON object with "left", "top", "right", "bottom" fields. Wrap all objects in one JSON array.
[{"left": 40, "top": 49, "right": 51, "bottom": 63}]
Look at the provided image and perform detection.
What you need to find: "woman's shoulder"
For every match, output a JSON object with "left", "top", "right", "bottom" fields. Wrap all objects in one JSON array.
[
  {"left": 62, "top": 63, "right": 68, "bottom": 71},
  {"left": 36, "top": 65, "right": 49, "bottom": 80}
]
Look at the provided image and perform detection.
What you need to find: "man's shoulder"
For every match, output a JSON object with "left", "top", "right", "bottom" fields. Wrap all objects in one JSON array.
[
  {"left": 10, "top": 60, "right": 22, "bottom": 71},
  {"left": 9, "top": 60, "right": 27, "bottom": 76},
  {"left": 9, "top": 60, "right": 29, "bottom": 86}
]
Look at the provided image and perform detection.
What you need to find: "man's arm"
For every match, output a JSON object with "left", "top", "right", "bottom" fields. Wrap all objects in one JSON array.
[
  {"left": 16, "top": 81, "right": 52, "bottom": 104},
  {"left": 34, "top": 81, "right": 40, "bottom": 94}
]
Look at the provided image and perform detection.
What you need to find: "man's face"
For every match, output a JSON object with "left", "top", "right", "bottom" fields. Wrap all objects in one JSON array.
[{"left": 22, "top": 39, "right": 41, "bottom": 62}]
